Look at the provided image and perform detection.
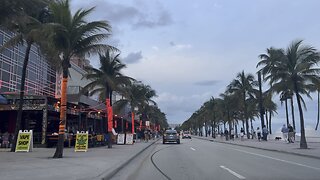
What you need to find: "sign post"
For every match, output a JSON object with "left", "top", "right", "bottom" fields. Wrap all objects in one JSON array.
[
  {"left": 75, "top": 131, "right": 89, "bottom": 152},
  {"left": 125, "top": 133, "right": 134, "bottom": 145},
  {"left": 117, "top": 134, "right": 125, "bottom": 144},
  {"left": 15, "top": 130, "right": 33, "bottom": 152}
]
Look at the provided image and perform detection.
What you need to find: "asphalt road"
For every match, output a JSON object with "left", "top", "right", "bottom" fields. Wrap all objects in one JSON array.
[{"left": 109, "top": 138, "right": 320, "bottom": 180}]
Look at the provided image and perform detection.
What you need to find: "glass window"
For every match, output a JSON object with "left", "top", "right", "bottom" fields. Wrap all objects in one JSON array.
[
  {"left": 0, "top": 34, "right": 3, "bottom": 45},
  {"left": 2, "top": 62, "right": 10, "bottom": 71},
  {"left": 2, "top": 71, "right": 10, "bottom": 82}
]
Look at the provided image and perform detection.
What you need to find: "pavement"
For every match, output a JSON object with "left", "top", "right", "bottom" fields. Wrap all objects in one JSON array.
[
  {"left": 194, "top": 134, "right": 320, "bottom": 159},
  {"left": 0, "top": 139, "right": 157, "bottom": 180}
]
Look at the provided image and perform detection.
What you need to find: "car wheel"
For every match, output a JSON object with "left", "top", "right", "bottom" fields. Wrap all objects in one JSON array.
[
  {"left": 177, "top": 140, "right": 180, "bottom": 144},
  {"left": 163, "top": 141, "right": 165, "bottom": 144}
]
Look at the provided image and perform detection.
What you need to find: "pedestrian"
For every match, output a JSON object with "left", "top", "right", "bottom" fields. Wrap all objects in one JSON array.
[
  {"left": 288, "top": 124, "right": 294, "bottom": 143},
  {"left": 262, "top": 125, "right": 268, "bottom": 141},
  {"left": 281, "top": 124, "right": 289, "bottom": 143},
  {"left": 144, "top": 129, "right": 149, "bottom": 142},
  {"left": 224, "top": 129, "right": 229, "bottom": 141},
  {"left": 256, "top": 127, "right": 261, "bottom": 141},
  {"left": 2, "top": 132, "right": 9, "bottom": 148},
  {"left": 240, "top": 128, "right": 245, "bottom": 141},
  {"left": 230, "top": 128, "right": 235, "bottom": 141}
]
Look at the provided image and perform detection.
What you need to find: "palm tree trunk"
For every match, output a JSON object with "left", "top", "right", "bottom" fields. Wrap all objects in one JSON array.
[
  {"left": 235, "top": 122, "right": 238, "bottom": 138},
  {"left": 294, "top": 89, "right": 308, "bottom": 149},
  {"left": 265, "top": 110, "right": 269, "bottom": 130},
  {"left": 10, "top": 42, "right": 32, "bottom": 152},
  {"left": 269, "top": 111, "right": 272, "bottom": 134},
  {"left": 53, "top": 68, "right": 68, "bottom": 158},
  {"left": 245, "top": 119, "right": 250, "bottom": 139},
  {"left": 285, "top": 99, "right": 289, "bottom": 127},
  {"left": 290, "top": 97, "right": 296, "bottom": 130},
  {"left": 316, "top": 91, "right": 319, "bottom": 130}
]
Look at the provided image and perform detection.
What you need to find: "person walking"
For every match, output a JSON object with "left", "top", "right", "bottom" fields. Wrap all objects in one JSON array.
[
  {"left": 230, "top": 128, "right": 235, "bottom": 141},
  {"left": 281, "top": 124, "right": 289, "bottom": 143},
  {"left": 288, "top": 124, "right": 294, "bottom": 143},
  {"left": 256, "top": 127, "right": 262, "bottom": 142},
  {"left": 224, "top": 129, "right": 229, "bottom": 141},
  {"left": 262, "top": 125, "right": 268, "bottom": 141},
  {"left": 240, "top": 128, "right": 245, "bottom": 141}
]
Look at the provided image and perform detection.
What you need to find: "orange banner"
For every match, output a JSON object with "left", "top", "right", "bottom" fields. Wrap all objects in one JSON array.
[{"left": 106, "top": 98, "right": 113, "bottom": 132}]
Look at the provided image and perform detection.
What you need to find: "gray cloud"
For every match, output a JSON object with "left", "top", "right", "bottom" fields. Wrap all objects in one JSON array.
[
  {"left": 123, "top": 51, "right": 143, "bottom": 64},
  {"left": 194, "top": 80, "right": 220, "bottom": 86},
  {"left": 133, "top": 10, "right": 173, "bottom": 29}
]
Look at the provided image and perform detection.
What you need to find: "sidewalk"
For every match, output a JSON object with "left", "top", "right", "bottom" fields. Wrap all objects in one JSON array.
[
  {"left": 194, "top": 135, "right": 320, "bottom": 159},
  {"left": 0, "top": 139, "right": 157, "bottom": 180}
]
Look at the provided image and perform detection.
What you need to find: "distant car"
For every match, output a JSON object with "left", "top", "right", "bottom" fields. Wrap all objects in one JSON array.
[
  {"left": 182, "top": 131, "right": 191, "bottom": 139},
  {"left": 163, "top": 130, "right": 180, "bottom": 144}
]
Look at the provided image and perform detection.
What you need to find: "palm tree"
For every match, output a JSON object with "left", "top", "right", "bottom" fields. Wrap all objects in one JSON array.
[
  {"left": 0, "top": 0, "right": 55, "bottom": 152},
  {"left": 228, "top": 71, "right": 258, "bottom": 139},
  {"left": 315, "top": 85, "right": 320, "bottom": 130},
  {"left": 48, "top": 0, "right": 114, "bottom": 158},
  {"left": 113, "top": 82, "right": 157, "bottom": 135},
  {"left": 280, "top": 90, "right": 291, "bottom": 127},
  {"left": 263, "top": 90, "right": 277, "bottom": 134},
  {"left": 82, "top": 51, "right": 133, "bottom": 148},
  {"left": 0, "top": 0, "right": 48, "bottom": 25},
  {"left": 261, "top": 40, "right": 320, "bottom": 149}
]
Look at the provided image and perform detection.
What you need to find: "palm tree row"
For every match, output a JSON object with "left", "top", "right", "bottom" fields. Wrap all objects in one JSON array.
[
  {"left": 182, "top": 40, "right": 320, "bottom": 149},
  {"left": 1, "top": 0, "right": 168, "bottom": 157}
]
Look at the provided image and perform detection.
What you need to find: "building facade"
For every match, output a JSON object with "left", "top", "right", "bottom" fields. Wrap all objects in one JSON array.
[{"left": 0, "top": 29, "right": 56, "bottom": 97}]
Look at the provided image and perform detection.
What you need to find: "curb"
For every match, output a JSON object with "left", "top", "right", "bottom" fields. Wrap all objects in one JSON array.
[
  {"left": 101, "top": 139, "right": 159, "bottom": 180},
  {"left": 193, "top": 136, "right": 320, "bottom": 160}
]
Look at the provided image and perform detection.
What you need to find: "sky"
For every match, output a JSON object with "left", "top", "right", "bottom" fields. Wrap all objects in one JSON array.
[{"left": 70, "top": 0, "right": 320, "bottom": 131}]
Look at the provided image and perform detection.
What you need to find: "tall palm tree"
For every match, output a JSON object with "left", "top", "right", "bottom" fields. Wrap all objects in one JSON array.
[
  {"left": 0, "top": 0, "right": 55, "bottom": 152},
  {"left": 280, "top": 90, "right": 291, "bottom": 127},
  {"left": 262, "top": 40, "right": 320, "bottom": 149},
  {"left": 48, "top": 0, "right": 114, "bottom": 158},
  {"left": 82, "top": 51, "right": 133, "bottom": 148},
  {"left": 263, "top": 90, "right": 277, "bottom": 134},
  {"left": 228, "top": 71, "right": 258, "bottom": 139},
  {"left": 0, "top": 0, "right": 48, "bottom": 25},
  {"left": 113, "top": 82, "right": 157, "bottom": 135}
]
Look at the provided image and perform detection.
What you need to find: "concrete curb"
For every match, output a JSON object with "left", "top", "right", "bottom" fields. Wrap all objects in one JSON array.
[
  {"left": 101, "top": 139, "right": 159, "bottom": 180},
  {"left": 193, "top": 136, "right": 320, "bottom": 160}
]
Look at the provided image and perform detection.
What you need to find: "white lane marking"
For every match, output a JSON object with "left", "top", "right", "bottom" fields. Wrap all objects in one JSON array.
[
  {"left": 220, "top": 165, "right": 246, "bottom": 179},
  {"left": 190, "top": 147, "right": 196, "bottom": 151},
  {"left": 231, "top": 148, "right": 320, "bottom": 171}
]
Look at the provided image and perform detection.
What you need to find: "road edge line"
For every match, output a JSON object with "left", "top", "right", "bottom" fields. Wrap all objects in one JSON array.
[{"left": 101, "top": 139, "right": 159, "bottom": 180}]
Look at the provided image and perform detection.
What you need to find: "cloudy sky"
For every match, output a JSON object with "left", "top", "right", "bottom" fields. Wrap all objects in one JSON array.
[{"left": 70, "top": 0, "right": 320, "bottom": 129}]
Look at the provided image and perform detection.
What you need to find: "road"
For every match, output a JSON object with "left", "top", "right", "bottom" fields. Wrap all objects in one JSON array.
[{"left": 109, "top": 137, "right": 320, "bottom": 180}]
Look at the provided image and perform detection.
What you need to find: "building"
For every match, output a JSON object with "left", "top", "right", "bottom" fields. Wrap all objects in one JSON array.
[
  {"left": 0, "top": 29, "right": 56, "bottom": 96},
  {"left": 0, "top": 29, "right": 106, "bottom": 147}
]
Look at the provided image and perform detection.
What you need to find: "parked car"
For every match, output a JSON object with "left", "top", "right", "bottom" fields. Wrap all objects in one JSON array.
[{"left": 163, "top": 130, "right": 180, "bottom": 144}]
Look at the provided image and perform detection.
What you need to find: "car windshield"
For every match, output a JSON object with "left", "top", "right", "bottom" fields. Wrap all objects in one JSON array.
[{"left": 2, "top": 1, "right": 320, "bottom": 180}]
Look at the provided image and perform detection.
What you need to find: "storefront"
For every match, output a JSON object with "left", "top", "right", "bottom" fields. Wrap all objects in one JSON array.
[{"left": 0, "top": 94, "right": 106, "bottom": 147}]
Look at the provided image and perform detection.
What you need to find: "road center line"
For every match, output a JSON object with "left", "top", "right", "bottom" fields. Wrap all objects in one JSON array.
[
  {"left": 190, "top": 147, "right": 196, "bottom": 151},
  {"left": 220, "top": 165, "right": 246, "bottom": 179},
  {"left": 230, "top": 148, "right": 320, "bottom": 171}
]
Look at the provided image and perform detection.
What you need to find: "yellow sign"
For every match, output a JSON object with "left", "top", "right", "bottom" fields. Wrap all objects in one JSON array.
[
  {"left": 15, "top": 130, "right": 33, "bottom": 152},
  {"left": 75, "top": 131, "right": 88, "bottom": 152}
]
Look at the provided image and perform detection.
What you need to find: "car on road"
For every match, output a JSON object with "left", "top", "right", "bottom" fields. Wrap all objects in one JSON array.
[
  {"left": 182, "top": 131, "right": 191, "bottom": 139},
  {"left": 163, "top": 130, "right": 180, "bottom": 144}
]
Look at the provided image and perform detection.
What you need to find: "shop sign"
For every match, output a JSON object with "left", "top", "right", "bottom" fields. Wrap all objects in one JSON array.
[
  {"left": 125, "top": 133, "right": 134, "bottom": 145},
  {"left": 117, "top": 134, "right": 125, "bottom": 144},
  {"left": 75, "top": 131, "right": 88, "bottom": 152},
  {"left": 15, "top": 130, "right": 33, "bottom": 152}
]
